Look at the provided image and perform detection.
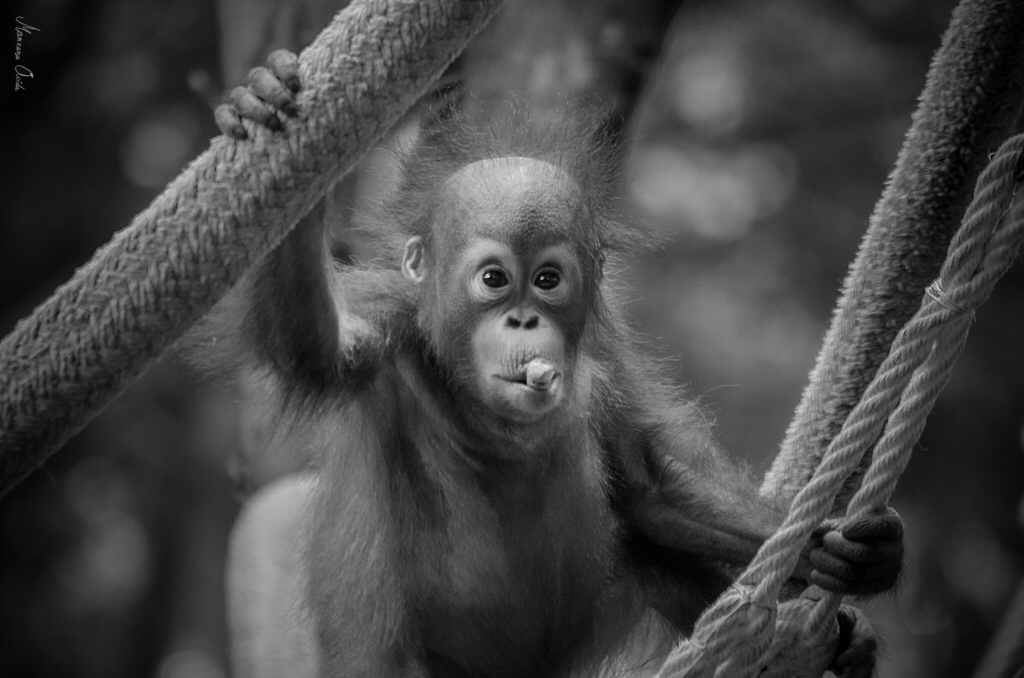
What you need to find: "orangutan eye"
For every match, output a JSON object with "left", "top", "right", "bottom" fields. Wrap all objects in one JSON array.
[
  {"left": 481, "top": 269, "right": 509, "bottom": 288},
  {"left": 534, "top": 270, "right": 560, "bottom": 291}
]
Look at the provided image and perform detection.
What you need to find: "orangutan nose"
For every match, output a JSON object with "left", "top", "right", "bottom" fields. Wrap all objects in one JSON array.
[{"left": 505, "top": 310, "right": 540, "bottom": 330}]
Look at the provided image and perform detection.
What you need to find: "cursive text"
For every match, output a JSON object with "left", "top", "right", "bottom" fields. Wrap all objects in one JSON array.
[{"left": 14, "top": 16, "right": 40, "bottom": 92}]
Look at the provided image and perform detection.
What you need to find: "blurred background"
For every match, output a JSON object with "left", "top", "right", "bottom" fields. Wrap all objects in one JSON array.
[{"left": 3, "top": 0, "right": 1023, "bottom": 676}]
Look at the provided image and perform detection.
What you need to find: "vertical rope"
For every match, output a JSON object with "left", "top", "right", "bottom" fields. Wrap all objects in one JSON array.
[
  {"left": 803, "top": 136, "right": 1024, "bottom": 633},
  {"left": 658, "top": 135, "right": 1024, "bottom": 678},
  {"left": 762, "top": 0, "right": 1024, "bottom": 506}
]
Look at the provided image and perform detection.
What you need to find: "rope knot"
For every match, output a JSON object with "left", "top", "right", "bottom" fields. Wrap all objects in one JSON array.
[
  {"left": 755, "top": 597, "right": 840, "bottom": 678},
  {"left": 924, "top": 279, "right": 966, "bottom": 315},
  {"left": 727, "top": 582, "right": 776, "bottom": 612}
]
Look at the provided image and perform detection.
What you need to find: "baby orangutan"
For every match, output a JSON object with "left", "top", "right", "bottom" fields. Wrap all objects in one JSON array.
[{"left": 210, "top": 50, "right": 902, "bottom": 678}]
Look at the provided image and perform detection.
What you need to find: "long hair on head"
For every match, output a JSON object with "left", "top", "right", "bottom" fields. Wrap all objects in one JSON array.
[{"left": 357, "top": 99, "right": 645, "bottom": 265}]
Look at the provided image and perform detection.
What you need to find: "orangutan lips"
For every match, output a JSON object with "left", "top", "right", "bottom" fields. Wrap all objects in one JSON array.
[{"left": 524, "top": 358, "right": 558, "bottom": 392}]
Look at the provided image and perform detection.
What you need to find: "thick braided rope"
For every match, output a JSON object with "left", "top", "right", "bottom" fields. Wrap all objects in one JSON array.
[
  {"left": 763, "top": 0, "right": 1024, "bottom": 506},
  {"left": 797, "top": 134, "right": 1024, "bottom": 637},
  {"left": 657, "top": 136, "right": 1024, "bottom": 678},
  {"left": 0, "top": 0, "right": 504, "bottom": 496}
]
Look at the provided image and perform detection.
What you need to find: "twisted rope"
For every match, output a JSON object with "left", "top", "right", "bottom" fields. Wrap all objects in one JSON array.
[
  {"left": 657, "top": 135, "right": 1024, "bottom": 678},
  {"left": 0, "top": 0, "right": 504, "bottom": 496},
  {"left": 762, "top": 0, "right": 1024, "bottom": 507},
  {"left": 799, "top": 134, "right": 1024, "bottom": 634}
]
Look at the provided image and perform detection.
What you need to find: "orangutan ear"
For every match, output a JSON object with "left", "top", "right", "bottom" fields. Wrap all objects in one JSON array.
[{"left": 401, "top": 236, "right": 428, "bottom": 284}]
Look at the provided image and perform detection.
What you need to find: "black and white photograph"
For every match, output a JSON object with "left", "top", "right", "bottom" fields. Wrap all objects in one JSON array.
[{"left": 3, "top": 0, "right": 1024, "bottom": 676}]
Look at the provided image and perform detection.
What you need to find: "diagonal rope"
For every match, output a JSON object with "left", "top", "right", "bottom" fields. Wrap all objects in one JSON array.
[
  {"left": 657, "top": 135, "right": 1024, "bottom": 678},
  {"left": 0, "top": 0, "right": 504, "bottom": 497},
  {"left": 762, "top": 0, "right": 1024, "bottom": 508},
  {"left": 798, "top": 134, "right": 1024, "bottom": 642}
]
